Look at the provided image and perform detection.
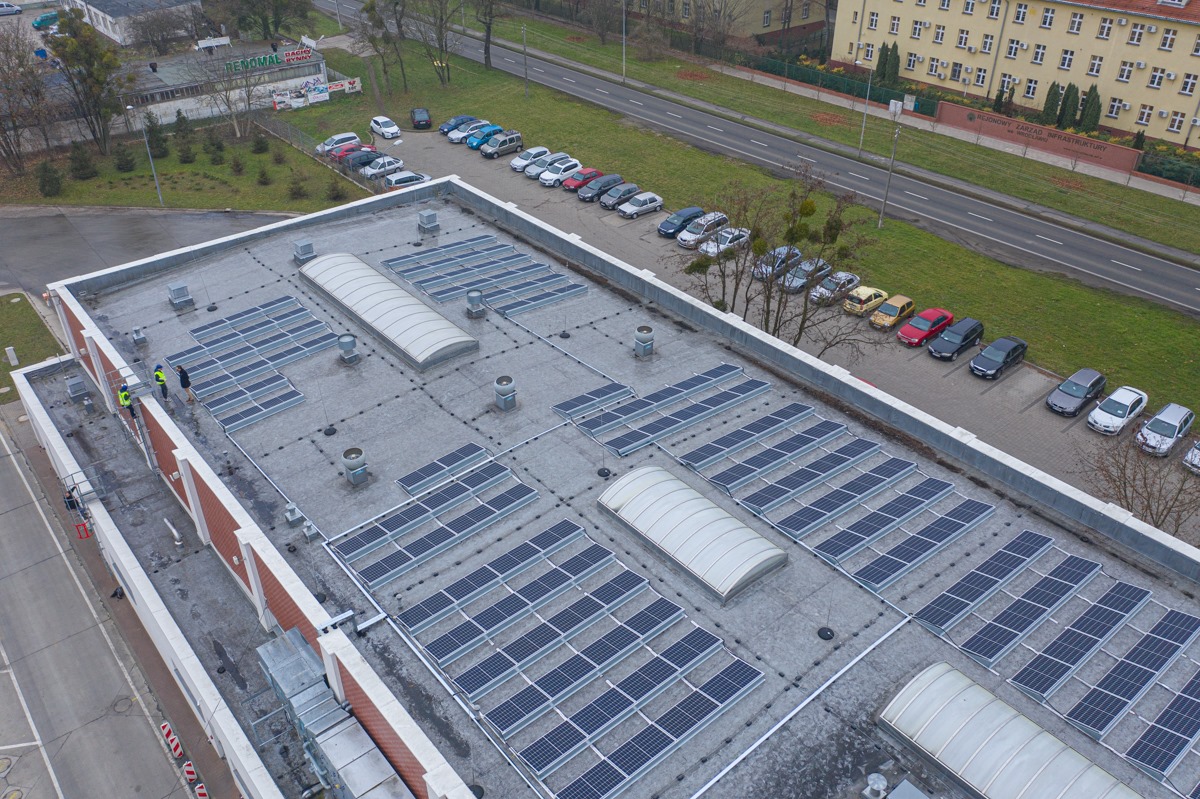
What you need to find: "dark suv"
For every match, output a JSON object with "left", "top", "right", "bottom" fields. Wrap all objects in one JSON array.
[{"left": 928, "top": 318, "right": 984, "bottom": 361}]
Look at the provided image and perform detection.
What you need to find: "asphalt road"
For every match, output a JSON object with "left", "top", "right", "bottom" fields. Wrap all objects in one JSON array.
[{"left": 314, "top": 4, "right": 1200, "bottom": 315}]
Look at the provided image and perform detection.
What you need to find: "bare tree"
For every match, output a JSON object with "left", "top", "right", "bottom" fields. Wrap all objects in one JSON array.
[
  {"left": 473, "top": 0, "right": 499, "bottom": 68},
  {"left": 410, "top": 0, "right": 460, "bottom": 86},
  {"left": 1079, "top": 436, "right": 1200, "bottom": 539},
  {"left": 587, "top": 0, "right": 621, "bottom": 45},
  {"left": 0, "top": 25, "right": 48, "bottom": 174},
  {"left": 704, "top": 0, "right": 754, "bottom": 56},
  {"left": 355, "top": 0, "right": 411, "bottom": 93},
  {"left": 185, "top": 54, "right": 273, "bottom": 137},
  {"left": 127, "top": 4, "right": 192, "bottom": 55}
]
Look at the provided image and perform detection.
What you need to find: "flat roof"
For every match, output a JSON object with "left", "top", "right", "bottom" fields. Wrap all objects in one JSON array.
[{"left": 29, "top": 183, "right": 1200, "bottom": 799}]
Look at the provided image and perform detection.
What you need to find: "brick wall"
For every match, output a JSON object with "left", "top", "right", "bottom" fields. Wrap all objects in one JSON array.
[
  {"left": 142, "top": 409, "right": 189, "bottom": 508},
  {"left": 252, "top": 546, "right": 318, "bottom": 648},
  {"left": 192, "top": 474, "right": 251, "bottom": 592},
  {"left": 337, "top": 661, "right": 428, "bottom": 799}
]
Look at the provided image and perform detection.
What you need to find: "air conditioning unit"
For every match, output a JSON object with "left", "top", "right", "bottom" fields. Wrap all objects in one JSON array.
[
  {"left": 961, "top": 77, "right": 971, "bottom": 84},
  {"left": 1011, "top": 76, "right": 1021, "bottom": 83},
  {"left": 936, "top": 71, "right": 946, "bottom": 79},
  {"left": 940, "top": 59, "right": 948, "bottom": 66},
  {"left": 1117, "top": 17, "right": 1127, "bottom": 25},
  {"left": 1147, "top": 24, "right": 1157, "bottom": 32},
  {"left": 923, "top": 19, "right": 931, "bottom": 26},
  {"left": 1166, "top": 71, "right": 1176, "bottom": 80},
  {"left": 1019, "top": 41, "right": 1028, "bottom": 49},
  {"left": 1158, "top": 109, "right": 1169, "bottom": 118},
  {"left": 1121, "top": 101, "right": 1131, "bottom": 110},
  {"left": 1135, "top": 60, "right": 1146, "bottom": 69},
  {"left": 965, "top": 66, "right": 974, "bottom": 72},
  {"left": 967, "top": 45, "right": 977, "bottom": 52},
  {"left": 916, "top": 55, "right": 925, "bottom": 62},
  {"left": 1193, "top": 117, "right": 1200, "bottom": 126}
]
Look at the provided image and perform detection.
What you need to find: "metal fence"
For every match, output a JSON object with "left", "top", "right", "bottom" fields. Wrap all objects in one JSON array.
[
  {"left": 251, "top": 110, "right": 384, "bottom": 194},
  {"left": 741, "top": 54, "right": 940, "bottom": 117}
]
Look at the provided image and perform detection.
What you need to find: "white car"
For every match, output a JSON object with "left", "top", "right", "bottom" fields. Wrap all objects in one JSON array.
[
  {"left": 1086, "top": 385, "right": 1149, "bottom": 435},
  {"left": 383, "top": 170, "right": 431, "bottom": 191},
  {"left": 510, "top": 146, "right": 549, "bottom": 172},
  {"left": 0, "top": 2, "right": 23, "bottom": 15},
  {"left": 369, "top": 116, "right": 401, "bottom": 139},
  {"left": 524, "top": 152, "right": 569, "bottom": 179},
  {"left": 617, "top": 192, "right": 663, "bottom": 219},
  {"left": 1183, "top": 440, "right": 1200, "bottom": 475},
  {"left": 1136, "top": 403, "right": 1195, "bottom": 456},
  {"left": 698, "top": 227, "right": 750, "bottom": 257},
  {"left": 538, "top": 158, "right": 581, "bottom": 187},
  {"left": 360, "top": 155, "right": 404, "bottom": 179},
  {"left": 447, "top": 120, "right": 490, "bottom": 143},
  {"left": 315, "top": 131, "right": 360, "bottom": 155}
]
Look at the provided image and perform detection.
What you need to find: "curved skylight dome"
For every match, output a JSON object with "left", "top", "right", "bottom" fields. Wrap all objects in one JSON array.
[
  {"left": 300, "top": 253, "right": 477, "bottom": 370},
  {"left": 598, "top": 466, "right": 787, "bottom": 604},
  {"left": 880, "top": 662, "right": 1142, "bottom": 799}
]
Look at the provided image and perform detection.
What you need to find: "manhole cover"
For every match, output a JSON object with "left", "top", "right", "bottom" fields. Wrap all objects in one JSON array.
[
  {"left": 817, "top": 627, "right": 835, "bottom": 640},
  {"left": 112, "top": 697, "right": 133, "bottom": 713}
]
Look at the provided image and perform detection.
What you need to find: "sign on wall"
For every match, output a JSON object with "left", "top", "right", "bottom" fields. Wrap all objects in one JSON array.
[
  {"left": 271, "top": 78, "right": 362, "bottom": 110},
  {"left": 225, "top": 47, "right": 314, "bottom": 73}
]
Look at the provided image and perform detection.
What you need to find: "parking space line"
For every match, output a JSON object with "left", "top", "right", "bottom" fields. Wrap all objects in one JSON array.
[
  {"left": 1019, "top": 395, "right": 1045, "bottom": 413},
  {"left": 0, "top": 637, "right": 63, "bottom": 798},
  {"left": 0, "top": 741, "right": 41, "bottom": 750}
]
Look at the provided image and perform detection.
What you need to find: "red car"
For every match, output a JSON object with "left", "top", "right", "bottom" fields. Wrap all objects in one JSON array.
[
  {"left": 562, "top": 168, "right": 604, "bottom": 192},
  {"left": 329, "top": 143, "right": 376, "bottom": 162},
  {"left": 896, "top": 308, "right": 953, "bottom": 347}
]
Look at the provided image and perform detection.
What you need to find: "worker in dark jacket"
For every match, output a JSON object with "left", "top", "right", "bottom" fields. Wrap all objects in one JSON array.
[
  {"left": 153, "top": 364, "right": 168, "bottom": 399},
  {"left": 118, "top": 384, "right": 136, "bottom": 419},
  {"left": 176, "top": 364, "right": 195, "bottom": 403}
]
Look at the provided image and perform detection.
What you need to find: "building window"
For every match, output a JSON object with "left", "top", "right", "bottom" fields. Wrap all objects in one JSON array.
[
  {"left": 1006, "top": 39, "right": 1019, "bottom": 58},
  {"left": 1032, "top": 44, "right": 1045, "bottom": 64},
  {"left": 912, "top": 20, "right": 923, "bottom": 37},
  {"left": 640, "top": 0, "right": 647, "bottom": 8},
  {"left": 762, "top": 9, "right": 770, "bottom": 26},
  {"left": 907, "top": 51, "right": 918, "bottom": 69},
  {"left": 950, "top": 61, "right": 962, "bottom": 80},
  {"left": 1107, "top": 97, "right": 1123, "bottom": 116},
  {"left": 1097, "top": 18, "right": 1112, "bottom": 39},
  {"left": 865, "top": 42, "right": 875, "bottom": 59},
  {"left": 868, "top": 11, "right": 878, "bottom": 29},
  {"left": 929, "top": 58, "right": 940, "bottom": 75},
  {"left": 957, "top": 28, "right": 969, "bottom": 47},
  {"left": 1024, "top": 78, "right": 1038, "bottom": 97},
  {"left": 1039, "top": 7, "right": 1053, "bottom": 28},
  {"left": 1059, "top": 49, "right": 1073, "bottom": 69},
  {"left": 939, "top": 0, "right": 949, "bottom": 9},
  {"left": 1168, "top": 111, "right": 1185, "bottom": 132},
  {"left": 987, "top": 0, "right": 1000, "bottom": 18},
  {"left": 975, "top": 67, "right": 987, "bottom": 85},
  {"left": 1149, "top": 67, "right": 1165, "bottom": 88},
  {"left": 1117, "top": 61, "right": 1133, "bottom": 82},
  {"left": 1000, "top": 72, "right": 1014, "bottom": 91},
  {"left": 934, "top": 24, "right": 945, "bottom": 43},
  {"left": 890, "top": 15, "right": 901, "bottom": 33},
  {"left": 981, "top": 34, "right": 993, "bottom": 53},
  {"left": 682, "top": 0, "right": 689, "bottom": 17},
  {"left": 1193, "top": 34, "right": 1200, "bottom": 56},
  {"left": 963, "top": 0, "right": 974, "bottom": 13},
  {"left": 1013, "top": 2, "right": 1026, "bottom": 23},
  {"left": 1068, "top": 12, "right": 1082, "bottom": 34},
  {"left": 669, "top": 0, "right": 675, "bottom": 12},
  {"left": 1128, "top": 23, "right": 1144, "bottom": 45},
  {"left": 801, "top": 0, "right": 810, "bottom": 17},
  {"left": 1087, "top": 55, "right": 1102, "bottom": 76},
  {"left": 1136, "top": 104, "right": 1153, "bottom": 125},
  {"left": 1182, "top": 73, "right": 1197, "bottom": 96},
  {"left": 1160, "top": 29, "right": 1176, "bottom": 51}
]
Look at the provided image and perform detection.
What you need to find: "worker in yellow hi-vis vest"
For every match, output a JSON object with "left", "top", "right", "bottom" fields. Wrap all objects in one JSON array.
[
  {"left": 118, "top": 384, "right": 136, "bottom": 419},
  {"left": 153, "top": 364, "right": 168, "bottom": 399}
]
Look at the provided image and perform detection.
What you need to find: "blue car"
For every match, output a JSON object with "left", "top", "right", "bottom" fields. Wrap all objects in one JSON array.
[
  {"left": 657, "top": 206, "right": 705, "bottom": 238},
  {"left": 466, "top": 124, "right": 503, "bottom": 150},
  {"left": 438, "top": 114, "right": 476, "bottom": 135}
]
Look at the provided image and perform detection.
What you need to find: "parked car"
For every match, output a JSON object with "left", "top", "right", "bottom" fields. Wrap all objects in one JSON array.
[
  {"left": 562, "top": 168, "right": 603, "bottom": 191},
  {"left": 481, "top": 131, "right": 523, "bottom": 159},
  {"left": 1045, "top": 368, "right": 1107, "bottom": 417},
  {"left": 539, "top": 157, "right": 582, "bottom": 187},
  {"left": 1183, "top": 440, "right": 1200, "bottom": 475},
  {"left": 809, "top": 271, "right": 860, "bottom": 305},
  {"left": 342, "top": 149, "right": 385, "bottom": 170},
  {"left": 676, "top": 211, "right": 728, "bottom": 249},
  {"left": 329, "top": 143, "right": 375, "bottom": 162},
  {"left": 438, "top": 114, "right": 476, "bottom": 134},
  {"left": 897, "top": 308, "right": 953, "bottom": 347},
  {"left": 698, "top": 227, "right": 750, "bottom": 257},
  {"left": 0, "top": 3, "right": 23, "bottom": 15},
  {"left": 843, "top": 286, "right": 888, "bottom": 317},
  {"left": 1137, "top": 403, "right": 1195, "bottom": 456},
  {"left": 384, "top": 171, "right": 432, "bottom": 191},
  {"left": 316, "top": 131, "right": 360, "bottom": 155},
  {"left": 752, "top": 246, "right": 802, "bottom": 281},
  {"left": 524, "top": 151, "right": 569, "bottom": 179},
  {"left": 510, "top": 145, "right": 549, "bottom": 172},
  {"left": 360, "top": 155, "right": 404, "bottom": 179},
  {"left": 32, "top": 9, "right": 56, "bottom": 28},
  {"left": 869, "top": 295, "right": 915, "bottom": 331},
  {"left": 466, "top": 123, "right": 504, "bottom": 150},
  {"left": 969, "top": 335, "right": 1027, "bottom": 378},
  {"left": 599, "top": 183, "right": 641, "bottom": 210},
  {"left": 409, "top": 107, "right": 432, "bottom": 129},
  {"left": 927, "top": 317, "right": 984, "bottom": 361},
  {"left": 369, "top": 116, "right": 401, "bottom": 139},
  {"left": 448, "top": 119, "right": 490, "bottom": 143},
  {"left": 579, "top": 173, "right": 624, "bottom": 202},
  {"left": 617, "top": 191, "right": 663, "bottom": 218},
  {"left": 1087, "top": 386, "right": 1149, "bottom": 435},
  {"left": 658, "top": 206, "right": 705, "bottom": 238},
  {"left": 780, "top": 258, "right": 832, "bottom": 293}
]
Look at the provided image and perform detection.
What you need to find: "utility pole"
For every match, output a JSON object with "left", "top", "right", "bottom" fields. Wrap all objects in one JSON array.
[
  {"left": 523, "top": 24, "right": 529, "bottom": 98},
  {"left": 128, "top": 106, "right": 164, "bottom": 208},
  {"left": 878, "top": 102, "right": 904, "bottom": 229},
  {"left": 621, "top": 0, "right": 627, "bottom": 85},
  {"left": 855, "top": 58, "right": 873, "bottom": 158}
]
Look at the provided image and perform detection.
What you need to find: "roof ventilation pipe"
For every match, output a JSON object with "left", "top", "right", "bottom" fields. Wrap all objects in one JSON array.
[
  {"left": 342, "top": 447, "right": 369, "bottom": 486},
  {"left": 864, "top": 773, "right": 888, "bottom": 799},
  {"left": 494, "top": 375, "right": 517, "bottom": 412},
  {"left": 634, "top": 325, "right": 654, "bottom": 358},
  {"left": 465, "top": 289, "right": 487, "bottom": 319},
  {"left": 336, "top": 333, "right": 359, "bottom": 365}
]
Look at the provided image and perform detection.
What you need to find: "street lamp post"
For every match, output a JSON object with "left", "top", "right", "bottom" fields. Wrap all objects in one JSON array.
[
  {"left": 523, "top": 24, "right": 529, "bottom": 99},
  {"left": 621, "top": 0, "right": 627, "bottom": 85},
  {"left": 128, "top": 106, "right": 164, "bottom": 208},
  {"left": 878, "top": 114, "right": 902, "bottom": 229},
  {"left": 854, "top": 59, "right": 873, "bottom": 159}
]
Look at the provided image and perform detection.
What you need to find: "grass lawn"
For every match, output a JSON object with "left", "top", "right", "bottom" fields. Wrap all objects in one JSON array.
[
  {"left": 0, "top": 294, "right": 64, "bottom": 402},
  {"left": 464, "top": 14, "right": 1200, "bottom": 256},
  {"left": 0, "top": 130, "right": 369, "bottom": 213}
]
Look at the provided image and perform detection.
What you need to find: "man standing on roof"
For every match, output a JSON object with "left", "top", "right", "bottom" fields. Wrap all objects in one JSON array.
[
  {"left": 176, "top": 364, "right": 195, "bottom": 403},
  {"left": 118, "top": 384, "right": 136, "bottom": 419},
  {"left": 153, "top": 364, "right": 168, "bottom": 399}
]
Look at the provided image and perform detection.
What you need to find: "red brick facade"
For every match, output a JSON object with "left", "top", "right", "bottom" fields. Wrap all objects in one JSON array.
[
  {"left": 337, "top": 662, "right": 428, "bottom": 799},
  {"left": 193, "top": 475, "right": 250, "bottom": 591},
  {"left": 252, "top": 547, "right": 319, "bottom": 648}
]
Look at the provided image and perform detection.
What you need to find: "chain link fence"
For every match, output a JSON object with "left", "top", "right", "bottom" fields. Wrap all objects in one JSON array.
[{"left": 251, "top": 110, "right": 384, "bottom": 194}]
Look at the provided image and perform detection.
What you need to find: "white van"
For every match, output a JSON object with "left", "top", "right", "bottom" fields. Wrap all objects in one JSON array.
[{"left": 315, "top": 131, "right": 360, "bottom": 155}]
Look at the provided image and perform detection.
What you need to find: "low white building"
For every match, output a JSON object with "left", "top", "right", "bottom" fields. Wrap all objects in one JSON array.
[{"left": 64, "top": 0, "right": 200, "bottom": 46}]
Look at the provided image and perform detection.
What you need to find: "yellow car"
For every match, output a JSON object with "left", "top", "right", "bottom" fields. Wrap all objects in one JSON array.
[
  {"left": 869, "top": 294, "right": 915, "bottom": 331},
  {"left": 843, "top": 286, "right": 888, "bottom": 317}
]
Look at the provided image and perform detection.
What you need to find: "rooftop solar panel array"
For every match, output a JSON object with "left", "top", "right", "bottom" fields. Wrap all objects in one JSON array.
[
  {"left": 1066, "top": 609, "right": 1200, "bottom": 739},
  {"left": 215, "top": 386, "right": 306, "bottom": 432},
  {"left": 577, "top": 365, "right": 743, "bottom": 437},
  {"left": 1010, "top": 582, "right": 1152, "bottom": 702},
  {"left": 913, "top": 530, "right": 1053, "bottom": 634},
  {"left": 676, "top": 403, "right": 813, "bottom": 470},
  {"left": 775, "top": 458, "right": 917, "bottom": 540},
  {"left": 380, "top": 234, "right": 498, "bottom": 276},
  {"left": 396, "top": 443, "right": 490, "bottom": 494},
  {"left": 552, "top": 383, "right": 635, "bottom": 420},
  {"left": 518, "top": 628, "right": 722, "bottom": 776},
  {"left": 484, "top": 598, "right": 684, "bottom": 737},
  {"left": 813, "top": 478, "right": 954, "bottom": 563},
  {"left": 494, "top": 282, "right": 589, "bottom": 317},
  {"left": 959, "top": 554, "right": 1102, "bottom": 667},
  {"left": 453, "top": 571, "right": 650, "bottom": 699},
  {"left": 602, "top": 379, "right": 772, "bottom": 456},
  {"left": 397, "top": 520, "right": 585, "bottom": 632},
  {"left": 739, "top": 438, "right": 880, "bottom": 514},
  {"left": 188, "top": 295, "right": 299, "bottom": 341},
  {"left": 707, "top": 419, "right": 846, "bottom": 493},
  {"left": 556, "top": 660, "right": 763, "bottom": 799},
  {"left": 427, "top": 262, "right": 551, "bottom": 303},
  {"left": 412, "top": 252, "right": 531, "bottom": 290},
  {"left": 852, "top": 499, "right": 996, "bottom": 592},
  {"left": 1126, "top": 667, "right": 1200, "bottom": 779}
]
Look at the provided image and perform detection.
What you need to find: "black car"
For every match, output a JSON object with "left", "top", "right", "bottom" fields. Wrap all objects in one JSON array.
[
  {"left": 599, "top": 183, "right": 640, "bottom": 210},
  {"left": 342, "top": 150, "right": 382, "bottom": 170},
  {"left": 928, "top": 318, "right": 984, "bottom": 361},
  {"left": 969, "top": 336, "right": 1027, "bottom": 379},
  {"left": 1045, "top": 367, "right": 1107, "bottom": 416},
  {"left": 578, "top": 173, "right": 623, "bottom": 202},
  {"left": 438, "top": 114, "right": 475, "bottom": 135},
  {"left": 410, "top": 107, "right": 432, "bottom": 129},
  {"left": 658, "top": 206, "right": 705, "bottom": 238}
]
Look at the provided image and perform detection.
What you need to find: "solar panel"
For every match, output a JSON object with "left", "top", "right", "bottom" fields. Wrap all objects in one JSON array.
[
  {"left": 1066, "top": 609, "right": 1200, "bottom": 739},
  {"left": 602, "top": 379, "right": 772, "bottom": 456},
  {"left": 1126, "top": 667, "right": 1200, "bottom": 779},
  {"left": 382, "top": 235, "right": 497, "bottom": 274},
  {"left": 396, "top": 443, "right": 489, "bottom": 494},
  {"left": 814, "top": 478, "right": 954, "bottom": 563},
  {"left": 576, "top": 365, "right": 743, "bottom": 436},
  {"left": 708, "top": 419, "right": 847, "bottom": 493},
  {"left": 913, "top": 530, "right": 1053, "bottom": 634},
  {"left": 775, "top": 458, "right": 917, "bottom": 540},
  {"left": 852, "top": 499, "right": 995, "bottom": 591},
  {"left": 676, "top": 403, "right": 813, "bottom": 470},
  {"left": 413, "top": 252, "right": 531, "bottom": 289},
  {"left": 553, "top": 383, "right": 635, "bottom": 419},
  {"left": 959, "top": 555, "right": 1101, "bottom": 667},
  {"left": 739, "top": 438, "right": 880, "bottom": 514}
]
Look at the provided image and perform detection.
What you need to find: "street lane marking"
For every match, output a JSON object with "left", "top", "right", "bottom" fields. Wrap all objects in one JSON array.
[
  {"left": 667, "top": 111, "right": 682, "bottom": 118},
  {"left": 0, "top": 639, "right": 63, "bottom": 798},
  {"left": 1036, "top": 234, "right": 1063, "bottom": 245},
  {"left": 796, "top": 155, "right": 816, "bottom": 162},
  {"left": 751, "top": 140, "right": 769, "bottom": 146},
  {"left": 904, "top": 191, "right": 928, "bottom": 200},
  {"left": 848, "top": 172, "right": 870, "bottom": 180},
  {"left": 968, "top": 212, "right": 993, "bottom": 222},
  {"left": 707, "top": 125, "right": 724, "bottom": 131},
  {"left": 596, "top": 88, "right": 609, "bottom": 94},
  {"left": 504, "top": 57, "right": 515, "bottom": 62},
  {"left": 629, "top": 99, "right": 643, "bottom": 105},
  {"left": 0, "top": 742, "right": 41, "bottom": 750},
  {"left": 562, "top": 77, "right": 576, "bottom": 83},
  {"left": 1112, "top": 260, "right": 1142, "bottom": 272},
  {"left": 532, "top": 67, "right": 544, "bottom": 72}
]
